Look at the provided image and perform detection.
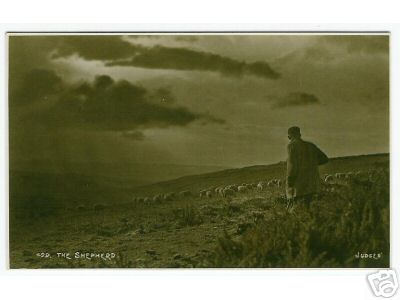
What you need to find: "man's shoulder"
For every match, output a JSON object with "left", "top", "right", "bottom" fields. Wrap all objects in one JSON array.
[
  {"left": 287, "top": 139, "right": 302, "bottom": 151},
  {"left": 289, "top": 139, "right": 318, "bottom": 151},
  {"left": 299, "top": 139, "right": 318, "bottom": 148},
  {"left": 288, "top": 138, "right": 305, "bottom": 146}
]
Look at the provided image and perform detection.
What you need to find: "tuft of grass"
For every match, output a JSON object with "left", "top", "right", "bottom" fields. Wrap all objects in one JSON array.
[{"left": 174, "top": 205, "right": 203, "bottom": 227}]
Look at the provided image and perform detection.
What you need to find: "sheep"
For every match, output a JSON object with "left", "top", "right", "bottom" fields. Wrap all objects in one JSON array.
[
  {"left": 199, "top": 190, "right": 207, "bottom": 198},
  {"left": 226, "top": 184, "right": 238, "bottom": 192},
  {"left": 163, "top": 193, "right": 174, "bottom": 201},
  {"left": 214, "top": 187, "right": 222, "bottom": 196},
  {"left": 257, "top": 181, "right": 268, "bottom": 191},
  {"left": 244, "top": 183, "right": 254, "bottom": 190},
  {"left": 324, "top": 174, "right": 335, "bottom": 184},
  {"left": 217, "top": 188, "right": 224, "bottom": 197},
  {"left": 209, "top": 186, "right": 217, "bottom": 192},
  {"left": 222, "top": 187, "right": 235, "bottom": 198},
  {"left": 153, "top": 194, "right": 162, "bottom": 203},
  {"left": 237, "top": 185, "right": 248, "bottom": 193},
  {"left": 335, "top": 172, "right": 346, "bottom": 179}
]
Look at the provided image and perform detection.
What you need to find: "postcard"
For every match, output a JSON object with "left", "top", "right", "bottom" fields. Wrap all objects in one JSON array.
[{"left": 8, "top": 33, "right": 389, "bottom": 268}]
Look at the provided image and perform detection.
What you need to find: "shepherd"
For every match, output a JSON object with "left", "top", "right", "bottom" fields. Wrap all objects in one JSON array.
[{"left": 286, "top": 126, "right": 329, "bottom": 210}]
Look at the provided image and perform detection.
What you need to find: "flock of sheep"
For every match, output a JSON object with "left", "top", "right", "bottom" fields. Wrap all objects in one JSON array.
[
  {"left": 132, "top": 178, "right": 283, "bottom": 205},
  {"left": 323, "top": 170, "right": 366, "bottom": 183},
  {"left": 131, "top": 170, "right": 370, "bottom": 205}
]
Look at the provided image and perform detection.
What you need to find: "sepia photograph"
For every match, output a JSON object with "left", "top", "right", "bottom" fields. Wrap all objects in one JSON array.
[{"left": 8, "top": 33, "right": 389, "bottom": 268}]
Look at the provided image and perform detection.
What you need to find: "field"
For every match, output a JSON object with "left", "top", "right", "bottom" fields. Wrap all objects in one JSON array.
[{"left": 9, "top": 153, "right": 389, "bottom": 268}]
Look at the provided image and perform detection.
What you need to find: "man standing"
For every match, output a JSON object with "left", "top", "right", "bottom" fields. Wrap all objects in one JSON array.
[{"left": 286, "top": 126, "right": 328, "bottom": 210}]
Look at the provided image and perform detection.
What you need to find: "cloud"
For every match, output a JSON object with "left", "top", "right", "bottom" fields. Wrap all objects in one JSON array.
[
  {"left": 8, "top": 36, "right": 63, "bottom": 96},
  {"left": 271, "top": 92, "right": 320, "bottom": 109},
  {"left": 52, "top": 35, "right": 141, "bottom": 61},
  {"left": 106, "top": 45, "right": 280, "bottom": 79},
  {"left": 52, "top": 36, "right": 280, "bottom": 79},
  {"left": 148, "top": 87, "right": 177, "bottom": 103},
  {"left": 11, "top": 71, "right": 224, "bottom": 132},
  {"left": 274, "top": 35, "right": 389, "bottom": 68},
  {"left": 39, "top": 75, "right": 200, "bottom": 131},
  {"left": 320, "top": 35, "right": 389, "bottom": 55}
]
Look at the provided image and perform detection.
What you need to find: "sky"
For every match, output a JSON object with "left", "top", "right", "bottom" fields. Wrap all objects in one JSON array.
[{"left": 8, "top": 34, "right": 389, "bottom": 171}]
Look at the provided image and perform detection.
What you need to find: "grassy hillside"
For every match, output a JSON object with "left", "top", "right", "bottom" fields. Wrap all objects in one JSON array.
[
  {"left": 9, "top": 153, "right": 389, "bottom": 268},
  {"left": 133, "top": 153, "right": 389, "bottom": 196}
]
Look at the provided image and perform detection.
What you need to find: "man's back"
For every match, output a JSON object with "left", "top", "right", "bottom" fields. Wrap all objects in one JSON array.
[{"left": 287, "top": 138, "right": 328, "bottom": 197}]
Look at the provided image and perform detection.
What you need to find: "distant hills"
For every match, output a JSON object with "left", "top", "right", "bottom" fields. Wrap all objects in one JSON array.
[{"left": 9, "top": 161, "right": 229, "bottom": 187}]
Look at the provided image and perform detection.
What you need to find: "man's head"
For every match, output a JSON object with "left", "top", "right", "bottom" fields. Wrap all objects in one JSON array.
[{"left": 288, "top": 126, "right": 301, "bottom": 140}]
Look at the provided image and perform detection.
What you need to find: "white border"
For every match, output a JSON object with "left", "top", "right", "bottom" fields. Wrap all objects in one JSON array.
[{"left": 1, "top": 23, "right": 399, "bottom": 300}]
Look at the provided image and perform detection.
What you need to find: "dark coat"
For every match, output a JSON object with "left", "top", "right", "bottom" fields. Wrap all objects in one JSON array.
[{"left": 286, "top": 138, "right": 328, "bottom": 198}]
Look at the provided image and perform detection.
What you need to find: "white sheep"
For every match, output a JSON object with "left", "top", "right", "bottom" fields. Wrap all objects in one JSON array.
[
  {"left": 222, "top": 187, "right": 235, "bottom": 198},
  {"left": 199, "top": 190, "right": 207, "bottom": 198},
  {"left": 153, "top": 194, "right": 162, "bottom": 203},
  {"left": 237, "top": 185, "right": 248, "bottom": 193},
  {"left": 324, "top": 174, "right": 335, "bottom": 183},
  {"left": 163, "top": 193, "right": 174, "bottom": 201},
  {"left": 335, "top": 172, "right": 346, "bottom": 179},
  {"left": 257, "top": 181, "right": 268, "bottom": 191},
  {"left": 228, "top": 185, "right": 238, "bottom": 192}
]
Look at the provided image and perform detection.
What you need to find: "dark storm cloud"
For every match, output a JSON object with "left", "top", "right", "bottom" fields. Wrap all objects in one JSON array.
[
  {"left": 320, "top": 35, "right": 389, "bottom": 54},
  {"left": 148, "top": 87, "right": 177, "bottom": 103},
  {"left": 51, "top": 35, "right": 142, "bottom": 61},
  {"left": 40, "top": 75, "right": 201, "bottom": 131},
  {"left": 271, "top": 92, "right": 320, "bottom": 109},
  {"left": 52, "top": 36, "right": 280, "bottom": 79},
  {"left": 106, "top": 45, "right": 280, "bottom": 79},
  {"left": 12, "top": 71, "right": 223, "bottom": 132},
  {"left": 8, "top": 36, "right": 62, "bottom": 96}
]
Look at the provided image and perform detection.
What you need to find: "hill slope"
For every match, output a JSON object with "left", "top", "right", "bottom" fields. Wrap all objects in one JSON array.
[{"left": 133, "top": 153, "right": 389, "bottom": 196}]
